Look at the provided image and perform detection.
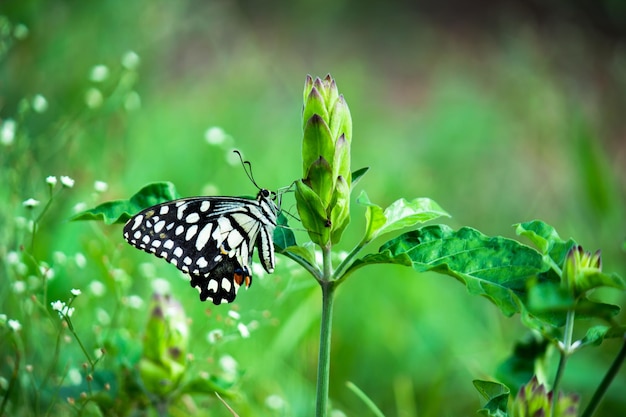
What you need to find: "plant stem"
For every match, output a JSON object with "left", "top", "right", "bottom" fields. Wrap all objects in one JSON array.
[
  {"left": 581, "top": 335, "right": 626, "bottom": 417},
  {"left": 551, "top": 309, "right": 575, "bottom": 417},
  {"left": 315, "top": 245, "right": 335, "bottom": 417}
]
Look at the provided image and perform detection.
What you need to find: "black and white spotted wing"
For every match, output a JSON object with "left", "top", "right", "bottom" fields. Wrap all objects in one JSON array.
[{"left": 123, "top": 189, "right": 277, "bottom": 305}]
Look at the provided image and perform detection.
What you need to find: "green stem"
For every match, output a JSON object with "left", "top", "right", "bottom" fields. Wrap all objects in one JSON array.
[
  {"left": 315, "top": 245, "right": 335, "bottom": 417},
  {"left": 551, "top": 309, "right": 575, "bottom": 417},
  {"left": 581, "top": 335, "right": 626, "bottom": 417}
]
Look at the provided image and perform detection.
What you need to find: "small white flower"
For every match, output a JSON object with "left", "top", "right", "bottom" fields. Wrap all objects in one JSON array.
[
  {"left": 151, "top": 277, "right": 171, "bottom": 294},
  {"left": 60, "top": 176, "right": 74, "bottom": 188},
  {"left": 219, "top": 355, "right": 238, "bottom": 376},
  {"left": 40, "top": 264, "right": 54, "bottom": 280},
  {"left": 1, "top": 119, "right": 16, "bottom": 146},
  {"left": 94, "top": 348, "right": 104, "bottom": 359},
  {"left": 51, "top": 300, "right": 74, "bottom": 318},
  {"left": 70, "top": 288, "right": 81, "bottom": 296},
  {"left": 46, "top": 176, "right": 57, "bottom": 186},
  {"left": 67, "top": 368, "right": 82, "bottom": 385},
  {"left": 88, "top": 280, "right": 106, "bottom": 297},
  {"left": 32, "top": 94, "right": 48, "bottom": 113},
  {"left": 207, "top": 329, "right": 224, "bottom": 344},
  {"left": 6, "top": 251, "right": 20, "bottom": 265},
  {"left": 265, "top": 394, "right": 286, "bottom": 411},
  {"left": 139, "top": 262, "right": 156, "bottom": 278},
  {"left": 51, "top": 300, "right": 65, "bottom": 312},
  {"left": 126, "top": 295, "right": 144, "bottom": 309},
  {"left": 53, "top": 251, "right": 67, "bottom": 265},
  {"left": 121, "top": 51, "right": 140, "bottom": 69},
  {"left": 22, "top": 198, "right": 40, "bottom": 208},
  {"left": 74, "top": 253, "right": 86, "bottom": 269},
  {"left": 85, "top": 87, "right": 103, "bottom": 108},
  {"left": 330, "top": 409, "right": 347, "bottom": 417},
  {"left": 89, "top": 65, "right": 109, "bottom": 82},
  {"left": 237, "top": 322, "right": 250, "bottom": 338},
  {"left": 12, "top": 281, "right": 26, "bottom": 294},
  {"left": 72, "top": 202, "right": 87, "bottom": 213},
  {"left": 205, "top": 126, "right": 228, "bottom": 146},
  {"left": 7, "top": 319, "right": 22, "bottom": 332},
  {"left": 94, "top": 180, "right": 108, "bottom": 193},
  {"left": 227, "top": 310, "right": 241, "bottom": 320}
]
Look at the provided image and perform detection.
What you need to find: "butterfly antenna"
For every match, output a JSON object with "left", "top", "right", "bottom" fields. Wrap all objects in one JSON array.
[{"left": 233, "top": 150, "right": 262, "bottom": 190}]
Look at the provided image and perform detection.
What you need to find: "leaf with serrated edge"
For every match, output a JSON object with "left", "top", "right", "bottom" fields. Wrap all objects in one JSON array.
[
  {"left": 352, "top": 225, "right": 548, "bottom": 317},
  {"left": 72, "top": 182, "right": 180, "bottom": 225}
]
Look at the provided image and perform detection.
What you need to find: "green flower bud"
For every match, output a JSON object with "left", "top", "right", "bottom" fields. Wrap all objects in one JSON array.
[
  {"left": 298, "top": 74, "right": 353, "bottom": 247},
  {"left": 139, "top": 294, "right": 189, "bottom": 396},
  {"left": 563, "top": 245, "right": 602, "bottom": 297},
  {"left": 513, "top": 376, "right": 579, "bottom": 417}
]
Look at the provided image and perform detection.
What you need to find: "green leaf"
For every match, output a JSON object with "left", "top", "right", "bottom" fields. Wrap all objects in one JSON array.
[
  {"left": 496, "top": 334, "right": 550, "bottom": 394},
  {"left": 473, "top": 380, "right": 510, "bottom": 417},
  {"left": 282, "top": 243, "right": 318, "bottom": 268},
  {"left": 352, "top": 225, "right": 548, "bottom": 317},
  {"left": 72, "top": 182, "right": 180, "bottom": 225},
  {"left": 580, "top": 325, "right": 626, "bottom": 348},
  {"left": 576, "top": 271, "right": 625, "bottom": 293},
  {"left": 356, "top": 191, "right": 450, "bottom": 244},
  {"left": 515, "top": 220, "right": 562, "bottom": 254},
  {"left": 515, "top": 220, "right": 576, "bottom": 269},
  {"left": 273, "top": 211, "right": 296, "bottom": 252},
  {"left": 294, "top": 179, "right": 330, "bottom": 247},
  {"left": 527, "top": 282, "right": 621, "bottom": 325},
  {"left": 351, "top": 166, "right": 369, "bottom": 188}
]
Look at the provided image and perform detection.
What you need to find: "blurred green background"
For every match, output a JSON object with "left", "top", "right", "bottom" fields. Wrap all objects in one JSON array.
[{"left": 1, "top": 0, "right": 625, "bottom": 416}]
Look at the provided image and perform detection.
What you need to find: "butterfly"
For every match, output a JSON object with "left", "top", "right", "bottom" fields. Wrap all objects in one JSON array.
[{"left": 123, "top": 188, "right": 278, "bottom": 305}]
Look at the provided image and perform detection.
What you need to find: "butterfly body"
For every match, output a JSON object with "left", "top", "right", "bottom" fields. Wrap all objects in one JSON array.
[{"left": 123, "top": 189, "right": 277, "bottom": 305}]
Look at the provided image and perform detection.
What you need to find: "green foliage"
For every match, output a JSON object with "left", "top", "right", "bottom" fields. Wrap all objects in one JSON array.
[
  {"left": 2, "top": 5, "right": 626, "bottom": 416},
  {"left": 72, "top": 182, "right": 180, "bottom": 224},
  {"left": 351, "top": 225, "right": 547, "bottom": 316},
  {"left": 474, "top": 380, "right": 510, "bottom": 417}
]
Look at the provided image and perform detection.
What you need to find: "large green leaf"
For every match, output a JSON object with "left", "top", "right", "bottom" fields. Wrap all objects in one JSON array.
[
  {"left": 71, "top": 182, "right": 180, "bottom": 224},
  {"left": 350, "top": 225, "right": 549, "bottom": 317},
  {"left": 356, "top": 191, "right": 450, "bottom": 244}
]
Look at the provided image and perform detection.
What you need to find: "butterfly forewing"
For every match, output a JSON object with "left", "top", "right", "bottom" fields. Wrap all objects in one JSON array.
[{"left": 123, "top": 190, "right": 277, "bottom": 305}]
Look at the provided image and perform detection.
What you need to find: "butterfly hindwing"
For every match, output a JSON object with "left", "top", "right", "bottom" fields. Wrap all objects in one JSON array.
[{"left": 123, "top": 190, "right": 277, "bottom": 305}]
